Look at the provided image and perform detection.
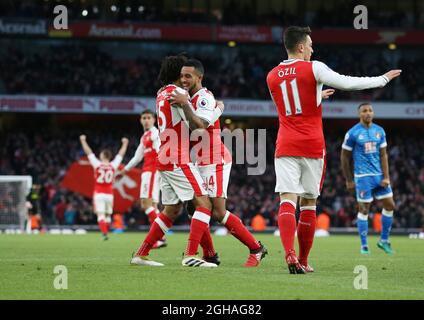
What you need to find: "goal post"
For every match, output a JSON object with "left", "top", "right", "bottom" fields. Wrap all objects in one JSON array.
[{"left": 0, "top": 175, "right": 33, "bottom": 231}]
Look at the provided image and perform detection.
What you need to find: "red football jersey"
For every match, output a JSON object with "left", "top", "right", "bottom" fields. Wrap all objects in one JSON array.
[
  {"left": 140, "top": 127, "right": 159, "bottom": 172},
  {"left": 267, "top": 59, "right": 325, "bottom": 159},
  {"left": 88, "top": 154, "right": 122, "bottom": 194},
  {"left": 156, "top": 85, "right": 191, "bottom": 171},
  {"left": 191, "top": 88, "right": 232, "bottom": 165}
]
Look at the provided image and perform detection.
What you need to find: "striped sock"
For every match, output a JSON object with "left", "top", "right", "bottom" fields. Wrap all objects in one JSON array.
[
  {"left": 381, "top": 209, "right": 393, "bottom": 243},
  {"left": 357, "top": 212, "right": 369, "bottom": 248},
  {"left": 145, "top": 206, "right": 158, "bottom": 225},
  {"left": 136, "top": 213, "right": 173, "bottom": 256},
  {"left": 185, "top": 207, "right": 211, "bottom": 256}
]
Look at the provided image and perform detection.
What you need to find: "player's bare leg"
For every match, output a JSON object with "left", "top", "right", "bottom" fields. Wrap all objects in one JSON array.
[
  {"left": 131, "top": 204, "right": 181, "bottom": 266},
  {"left": 377, "top": 197, "right": 395, "bottom": 254},
  {"left": 211, "top": 197, "right": 267, "bottom": 267},
  {"left": 357, "top": 202, "right": 371, "bottom": 255},
  {"left": 141, "top": 198, "right": 167, "bottom": 249},
  {"left": 278, "top": 193, "right": 305, "bottom": 274},
  {"left": 182, "top": 195, "right": 218, "bottom": 267},
  {"left": 297, "top": 197, "right": 318, "bottom": 272}
]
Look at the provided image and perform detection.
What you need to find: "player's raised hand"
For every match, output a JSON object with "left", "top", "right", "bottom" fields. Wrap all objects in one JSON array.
[
  {"left": 384, "top": 69, "right": 402, "bottom": 81},
  {"left": 121, "top": 137, "right": 129, "bottom": 145},
  {"left": 346, "top": 180, "right": 355, "bottom": 193},
  {"left": 169, "top": 87, "right": 190, "bottom": 107},
  {"left": 322, "top": 89, "right": 335, "bottom": 99},
  {"left": 79, "top": 134, "right": 87, "bottom": 141}
]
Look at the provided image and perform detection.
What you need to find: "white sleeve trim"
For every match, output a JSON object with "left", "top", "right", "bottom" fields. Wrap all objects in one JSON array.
[
  {"left": 124, "top": 143, "right": 144, "bottom": 171},
  {"left": 312, "top": 60, "right": 388, "bottom": 91},
  {"left": 342, "top": 144, "right": 353, "bottom": 151},
  {"left": 111, "top": 154, "right": 123, "bottom": 169},
  {"left": 380, "top": 142, "right": 387, "bottom": 148},
  {"left": 87, "top": 153, "right": 101, "bottom": 168}
]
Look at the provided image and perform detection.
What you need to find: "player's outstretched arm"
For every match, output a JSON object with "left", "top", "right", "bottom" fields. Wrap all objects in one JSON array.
[
  {"left": 341, "top": 149, "right": 355, "bottom": 192},
  {"left": 123, "top": 142, "right": 144, "bottom": 172},
  {"left": 313, "top": 61, "right": 402, "bottom": 91},
  {"left": 169, "top": 88, "right": 209, "bottom": 130},
  {"left": 79, "top": 135, "right": 94, "bottom": 155},
  {"left": 118, "top": 138, "right": 129, "bottom": 158}
]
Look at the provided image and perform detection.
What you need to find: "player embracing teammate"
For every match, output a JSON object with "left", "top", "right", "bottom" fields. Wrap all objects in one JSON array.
[
  {"left": 170, "top": 59, "right": 268, "bottom": 267},
  {"left": 266, "top": 26, "right": 401, "bottom": 273}
]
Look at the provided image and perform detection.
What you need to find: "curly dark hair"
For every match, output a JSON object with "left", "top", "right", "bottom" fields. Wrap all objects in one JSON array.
[{"left": 158, "top": 54, "right": 188, "bottom": 86}]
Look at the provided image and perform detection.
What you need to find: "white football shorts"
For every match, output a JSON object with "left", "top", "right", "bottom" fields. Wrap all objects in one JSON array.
[
  {"left": 140, "top": 170, "right": 160, "bottom": 203},
  {"left": 197, "top": 162, "right": 232, "bottom": 198},
  {"left": 275, "top": 156, "right": 326, "bottom": 199},
  {"left": 160, "top": 163, "right": 208, "bottom": 205},
  {"left": 93, "top": 193, "right": 114, "bottom": 215}
]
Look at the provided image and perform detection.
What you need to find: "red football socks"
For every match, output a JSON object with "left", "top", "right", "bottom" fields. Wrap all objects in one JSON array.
[
  {"left": 98, "top": 220, "right": 108, "bottom": 235},
  {"left": 200, "top": 227, "right": 216, "bottom": 258},
  {"left": 297, "top": 207, "right": 316, "bottom": 265},
  {"left": 145, "top": 206, "right": 158, "bottom": 225},
  {"left": 278, "top": 200, "right": 297, "bottom": 255},
  {"left": 136, "top": 212, "right": 173, "bottom": 256},
  {"left": 185, "top": 207, "right": 211, "bottom": 256},
  {"left": 224, "top": 211, "right": 260, "bottom": 251}
]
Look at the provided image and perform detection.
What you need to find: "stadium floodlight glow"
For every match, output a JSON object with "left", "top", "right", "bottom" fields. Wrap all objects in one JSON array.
[
  {"left": 82, "top": 10, "right": 88, "bottom": 17},
  {"left": 93, "top": 6, "right": 99, "bottom": 14},
  {"left": 126, "top": 6, "right": 131, "bottom": 13},
  {"left": 228, "top": 41, "right": 237, "bottom": 47},
  {"left": 111, "top": 5, "right": 117, "bottom": 12},
  {"left": 388, "top": 43, "right": 397, "bottom": 50},
  {"left": 138, "top": 6, "right": 145, "bottom": 13}
]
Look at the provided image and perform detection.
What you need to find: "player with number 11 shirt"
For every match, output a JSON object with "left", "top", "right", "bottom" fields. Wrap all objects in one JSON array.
[{"left": 267, "top": 26, "right": 401, "bottom": 274}]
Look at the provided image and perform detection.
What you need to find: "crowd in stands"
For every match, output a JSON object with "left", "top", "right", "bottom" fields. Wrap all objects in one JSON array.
[
  {"left": 1, "top": 0, "right": 423, "bottom": 28},
  {"left": 1, "top": 127, "right": 423, "bottom": 229},
  {"left": 1, "top": 42, "right": 423, "bottom": 101}
]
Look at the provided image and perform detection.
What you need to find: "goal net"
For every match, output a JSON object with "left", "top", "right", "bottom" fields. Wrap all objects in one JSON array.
[{"left": 0, "top": 176, "right": 32, "bottom": 230}]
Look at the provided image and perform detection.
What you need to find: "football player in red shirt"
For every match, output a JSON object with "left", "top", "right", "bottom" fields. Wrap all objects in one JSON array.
[
  {"left": 267, "top": 26, "right": 401, "bottom": 273},
  {"left": 170, "top": 59, "right": 268, "bottom": 267},
  {"left": 79, "top": 135, "right": 129, "bottom": 240},
  {"left": 130, "top": 55, "right": 223, "bottom": 267},
  {"left": 122, "top": 110, "right": 167, "bottom": 249}
]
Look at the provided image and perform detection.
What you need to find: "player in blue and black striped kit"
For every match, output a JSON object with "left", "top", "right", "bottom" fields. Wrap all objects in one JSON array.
[{"left": 341, "top": 102, "right": 395, "bottom": 255}]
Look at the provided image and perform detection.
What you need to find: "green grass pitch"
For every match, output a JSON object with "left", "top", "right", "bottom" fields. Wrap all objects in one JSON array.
[{"left": 0, "top": 232, "right": 423, "bottom": 300}]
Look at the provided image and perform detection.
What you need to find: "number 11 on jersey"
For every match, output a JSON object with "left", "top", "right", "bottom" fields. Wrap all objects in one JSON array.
[{"left": 280, "top": 79, "right": 302, "bottom": 116}]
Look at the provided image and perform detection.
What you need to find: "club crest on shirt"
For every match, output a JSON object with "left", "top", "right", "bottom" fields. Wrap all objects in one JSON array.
[
  {"left": 376, "top": 132, "right": 381, "bottom": 139},
  {"left": 358, "top": 134, "right": 364, "bottom": 140}
]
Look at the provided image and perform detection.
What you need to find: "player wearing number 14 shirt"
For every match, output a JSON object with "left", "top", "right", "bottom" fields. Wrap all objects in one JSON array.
[
  {"left": 266, "top": 26, "right": 401, "bottom": 274},
  {"left": 79, "top": 135, "right": 129, "bottom": 240}
]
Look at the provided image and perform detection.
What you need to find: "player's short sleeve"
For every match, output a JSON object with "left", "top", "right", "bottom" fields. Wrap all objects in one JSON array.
[
  {"left": 342, "top": 130, "right": 355, "bottom": 151},
  {"left": 87, "top": 153, "right": 101, "bottom": 168},
  {"left": 379, "top": 128, "right": 387, "bottom": 149},
  {"left": 195, "top": 92, "right": 217, "bottom": 126},
  {"left": 111, "top": 154, "right": 123, "bottom": 169}
]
